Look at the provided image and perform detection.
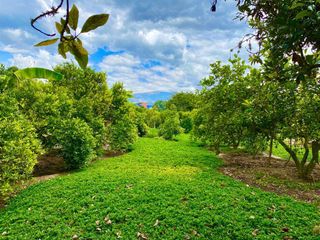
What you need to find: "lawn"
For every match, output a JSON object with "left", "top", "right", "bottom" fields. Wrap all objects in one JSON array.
[
  {"left": 272, "top": 141, "right": 313, "bottom": 161},
  {"left": 0, "top": 135, "right": 319, "bottom": 239}
]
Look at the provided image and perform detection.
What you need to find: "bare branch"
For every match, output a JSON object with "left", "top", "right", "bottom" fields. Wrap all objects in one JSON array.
[{"left": 31, "top": 0, "right": 65, "bottom": 37}]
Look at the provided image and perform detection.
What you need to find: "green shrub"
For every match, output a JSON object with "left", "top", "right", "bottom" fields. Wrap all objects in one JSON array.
[
  {"left": 137, "top": 121, "right": 148, "bottom": 137},
  {"left": 0, "top": 116, "right": 42, "bottom": 199},
  {"left": 87, "top": 117, "right": 107, "bottom": 154},
  {"left": 133, "top": 106, "right": 149, "bottom": 137},
  {"left": 242, "top": 133, "right": 268, "bottom": 156},
  {"left": 106, "top": 116, "right": 138, "bottom": 151},
  {"left": 106, "top": 83, "right": 138, "bottom": 151},
  {"left": 159, "top": 113, "right": 183, "bottom": 140},
  {"left": 54, "top": 118, "right": 96, "bottom": 170},
  {"left": 145, "top": 128, "right": 159, "bottom": 138},
  {"left": 180, "top": 112, "right": 193, "bottom": 133}
]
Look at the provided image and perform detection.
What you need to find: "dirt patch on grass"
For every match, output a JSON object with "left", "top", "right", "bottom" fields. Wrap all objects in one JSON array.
[
  {"left": 100, "top": 151, "right": 124, "bottom": 159},
  {"left": 33, "top": 151, "right": 66, "bottom": 177},
  {"left": 219, "top": 152, "right": 320, "bottom": 205}
]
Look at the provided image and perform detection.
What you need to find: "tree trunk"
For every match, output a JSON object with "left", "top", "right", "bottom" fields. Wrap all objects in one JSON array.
[
  {"left": 301, "top": 141, "right": 320, "bottom": 178},
  {"left": 270, "top": 138, "right": 318, "bottom": 179},
  {"left": 311, "top": 141, "right": 319, "bottom": 164},
  {"left": 268, "top": 137, "right": 273, "bottom": 165},
  {"left": 214, "top": 144, "right": 220, "bottom": 155}
]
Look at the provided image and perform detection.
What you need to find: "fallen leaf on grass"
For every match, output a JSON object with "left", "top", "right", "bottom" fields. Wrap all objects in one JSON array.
[
  {"left": 153, "top": 219, "right": 160, "bottom": 227},
  {"left": 184, "top": 234, "right": 191, "bottom": 240},
  {"left": 137, "top": 232, "right": 148, "bottom": 240},
  {"left": 72, "top": 234, "right": 79, "bottom": 240},
  {"left": 191, "top": 230, "right": 200, "bottom": 236},
  {"left": 116, "top": 231, "right": 122, "bottom": 238},
  {"left": 104, "top": 216, "right": 112, "bottom": 225},
  {"left": 268, "top": 204, "right": 277, "bottom": 213},
  {"left": 313, "top": 225, "right": 320, "bottom": 235},
  {"left": 252, "top": 229, "right": 259, "bottom": 236},
  {"left": 283, "top": 236, "right": 293, "bottom": 240},
  {"left": 282, "top": 227, "right": 290, "bottom": 232}
]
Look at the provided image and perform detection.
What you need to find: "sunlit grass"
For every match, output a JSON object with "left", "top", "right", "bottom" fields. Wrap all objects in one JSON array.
[{"left": 0, "top": 136, "right": 319, "bottom": 239}]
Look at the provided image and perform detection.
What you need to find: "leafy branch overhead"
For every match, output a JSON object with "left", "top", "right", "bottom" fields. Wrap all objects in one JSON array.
[
  {"left": 211, "top": 0, "right": 320, "bottom": 84},
  {"left": 32, "top": 0, "right": 109, "bottom": 68}
]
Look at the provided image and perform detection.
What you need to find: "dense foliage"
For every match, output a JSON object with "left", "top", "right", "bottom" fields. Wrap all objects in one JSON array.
[
  {"left": 0, "top": 64, "right": 139, "bottom": 198},
  {"left": 106, "top": 83, "right": 138, "bottom": 152},
  {"left": 158, "top": 111, "right": 182, "bottom": 140},
  {"left": 0, "top": 113, "right": 42, "bottom": 198},
  {"left": 144, "top": 92, "right": 197, "bottom": 138},
  {"left": 53, "top": 118, "right": 96, "bottom": 169},
  {"left": 236, "top": 0, "right": 320, "bottom": 75},
  {"left": 193, "top": 56, "right": 320, "bottom": 179}
]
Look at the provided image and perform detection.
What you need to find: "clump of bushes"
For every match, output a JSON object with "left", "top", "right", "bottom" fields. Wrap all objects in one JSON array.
[
  {"left": 105, "top": 83, "right": 138, "bottom": 152},
  {"left": 54, "top": 118, "right": 96, "bottom": 169},
  {"left": 0, "top": 116, "right": 42, "bottom": 199},
  {"left": 0, "top": 64, "right": 140, "bottom": 199},
  {"left": 159, "top": 112, "right": 182, "bottom": 140}
]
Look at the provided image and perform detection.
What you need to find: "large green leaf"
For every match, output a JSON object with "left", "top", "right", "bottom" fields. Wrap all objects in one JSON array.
[
  {"left": 34, "top": 38, "right": 59, "bottom": 47},
  {"left": 289, "top": 2, "right": 305, "bottom": 9},
  {"left": 69, "top": 5, "right": 79, "bottom": 30},
  {"left": 58, "top": 42, "right": 68, "bottom": 59},
  {"left": 81, "top": 14, "right": 109, "bottom": 33},
  {"left": 60, "top": 18, "right": 71, "bottom": 34},
  {"left": 55, "top": 22, "right": 63, "bottom": 34},
  {"left": 295, "top": 10, "right": 312, "bottom": 20},
  {"left": 14, "top": 68, "right": 63, "bottom": 81},
  {"left": 69, "top": 39, "right": 88, "bottom": 68}
]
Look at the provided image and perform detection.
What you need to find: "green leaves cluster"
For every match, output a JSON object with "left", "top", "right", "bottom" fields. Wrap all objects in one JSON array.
[
  {"left": 158, "top": 110, "right": 183, "bottom": 140},
  {"left": 193, "top": 55, "right": 320, "bottom": 178},
  {"left": 143, "top": 92, "right": 198, "bottom": 135},
  {"left": 0, "top": 63, "right": 140, "bottom": 198},
  {"left": 35, "top": 4, "right": 109, "bottom": 69},
  {"left": 105, "top": 83, "right": 138, "bottom": 152},
  {"left": 236, "top": 0, "right": 320, "bottom": 81},
  {"left": 0, "top": 93, "right": 42, "bottom": 199}
]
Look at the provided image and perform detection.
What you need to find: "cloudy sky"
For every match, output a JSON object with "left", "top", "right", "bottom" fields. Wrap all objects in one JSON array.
[{"left": 0, "top": 0, "right": 250, "bottom": 99}]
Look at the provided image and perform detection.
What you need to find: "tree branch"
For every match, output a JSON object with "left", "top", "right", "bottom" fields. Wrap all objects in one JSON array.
[
  {"left": 31, "top": 0, "right": 65, "bottom": 37},
  {"left": 61, "top": 0, "right": 70, "bottom": 41}
]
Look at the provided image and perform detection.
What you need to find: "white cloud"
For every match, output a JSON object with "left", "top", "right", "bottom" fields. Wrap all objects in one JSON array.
[
  {"left": 0, "top": 0, "right": 251, "bottom": 95},
  {"left": 2, "top": 28, "right": 33, "bottom": 40},
  {"left": 9, "top": 50, "right": 66, "bottom": 69},
  {"left": 99, "top": 53, "right": 197, "bottom": 93}
]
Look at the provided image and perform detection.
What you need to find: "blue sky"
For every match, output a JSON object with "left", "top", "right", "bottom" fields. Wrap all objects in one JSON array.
[{"left": 0, "top": 0, "right": 250, "bottom": 96}]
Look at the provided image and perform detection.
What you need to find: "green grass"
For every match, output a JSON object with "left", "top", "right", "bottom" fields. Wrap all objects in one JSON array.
[
  {"left": 0, "top": 135, "right": 319, "bottom": 239},
  {"left": 145, "top": 128, "right": 159, "bottom": 138},
  {"left": 272, "top": 141, "right": 313, "bottom": 161}
]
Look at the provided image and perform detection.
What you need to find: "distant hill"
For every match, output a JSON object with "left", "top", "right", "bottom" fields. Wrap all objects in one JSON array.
[{"left": 131, "top": 91, "right": 175, "bottom": 106}]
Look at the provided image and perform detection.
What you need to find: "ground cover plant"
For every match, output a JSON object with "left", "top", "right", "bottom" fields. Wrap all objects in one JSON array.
[{"left": 0, "top": 136, "right": 319, "bottom": 239}]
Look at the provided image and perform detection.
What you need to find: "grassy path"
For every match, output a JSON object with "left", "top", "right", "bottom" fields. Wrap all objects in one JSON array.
[{"left": 0, "top": 136, "right": 319, "bottom": 239}]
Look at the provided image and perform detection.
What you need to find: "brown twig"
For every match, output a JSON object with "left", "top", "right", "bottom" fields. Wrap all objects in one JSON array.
[{"left": 31, "top": 0, "right": 69, "bottom": 39}]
